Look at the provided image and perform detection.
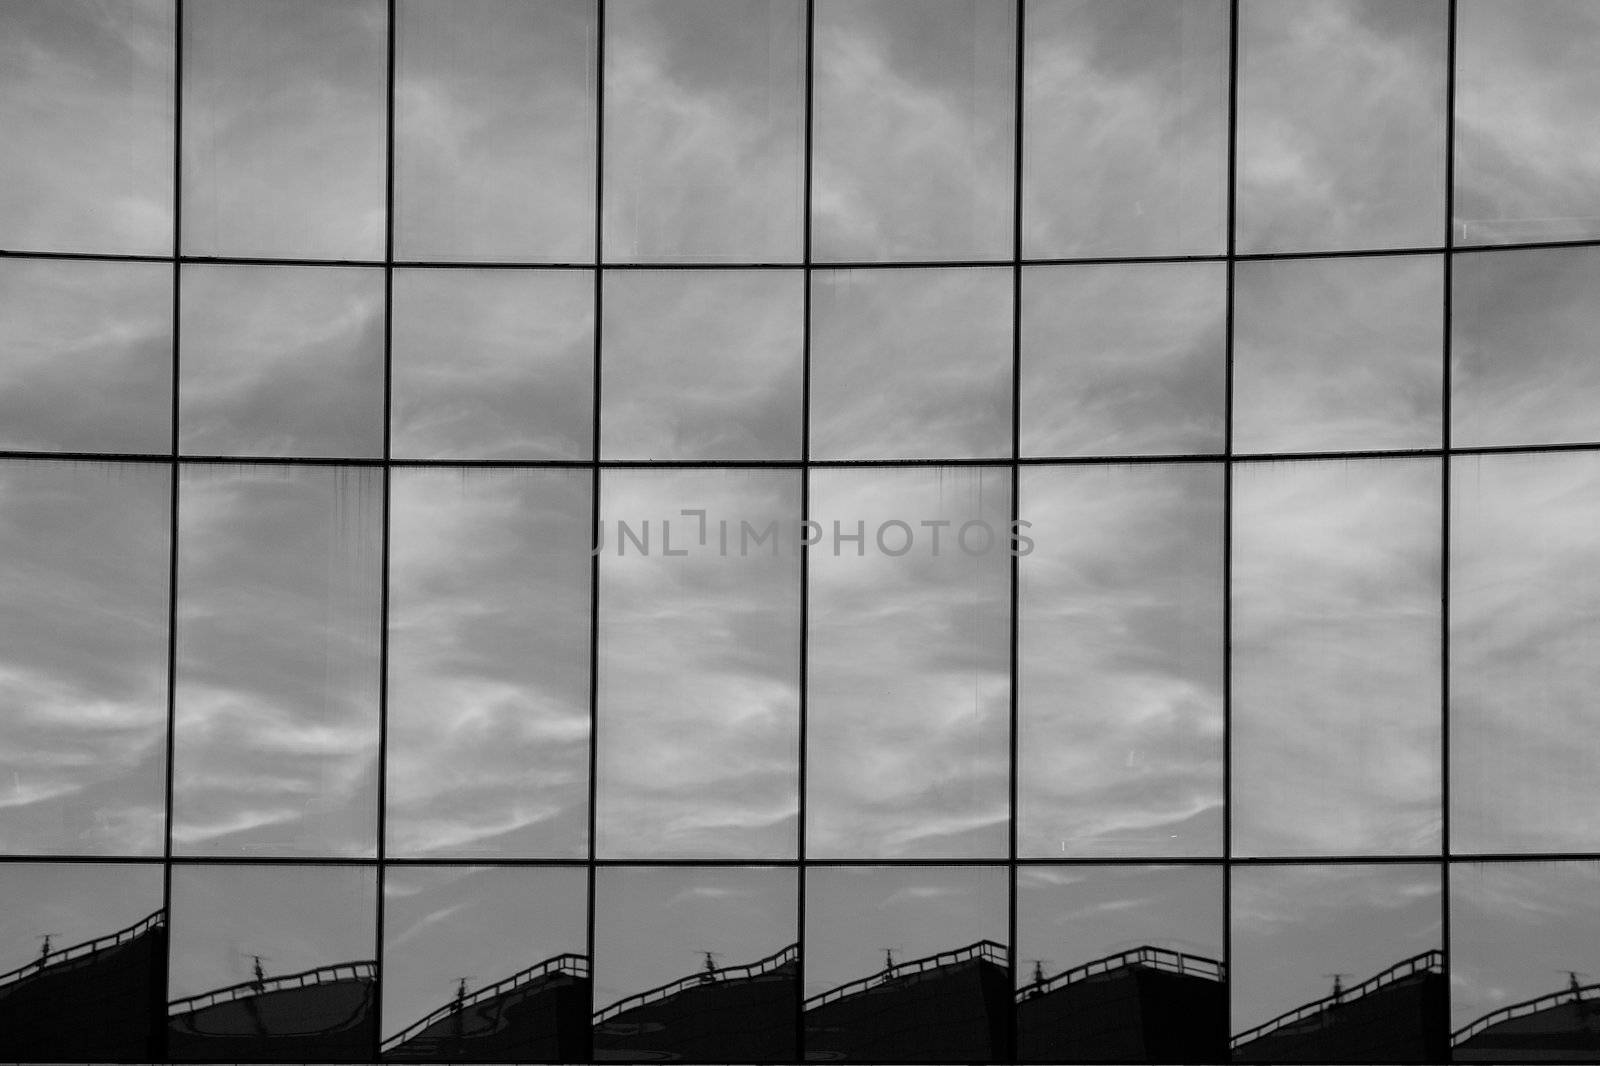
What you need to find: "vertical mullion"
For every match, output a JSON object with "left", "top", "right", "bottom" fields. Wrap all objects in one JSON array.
[
  {"left": 587, "top": 1, "right": 606, "bottom": 1061},
  {"left": 797, "top": 0, "right": 814, "bottom": 1056},
  {"left": 1223, "top": 0, "right": 1240, "bottom": 1054},
  {"left": 1440, "top": 0, "right": 1458, "bottom": 1052},
  {"left": 1006, "top": 0, "right": 1024, "bottom": 1062}
]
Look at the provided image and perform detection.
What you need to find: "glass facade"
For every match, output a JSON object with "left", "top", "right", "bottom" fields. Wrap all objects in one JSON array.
[{"left": 1, "top": 1, "right": 1597, "bottom": 1063}]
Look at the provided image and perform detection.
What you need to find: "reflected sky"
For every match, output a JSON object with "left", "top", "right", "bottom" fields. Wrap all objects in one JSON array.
[
  {"left": 382, "top": 865, "right": 587, "bottom": 1040},
  {"left": 395, "top": 0, "right": 595, "bottom": 262},
  {"left": 1453, "top": 245, "right": 1600, "bottom": 448},
  {"left": 0, "top": 863, "right": 163, "bottom": 975},
  {"left": 387, "top": 469, "right": 591, "bottom": 859},
  {"left": 811, "top": 267, "right": 1011, "bottom": 461},
  {"left": 597, "top": 469, "right": 799, "bottom": 859},
  {"left": 1019, "top": 464, "right": 1223, "bottom": 858},
  {"left": 602, "top": 271, "right": 802, "bottom": 461},
  {"left": 805, "top": 865, "right": 1007, "bottom": 998},
  {"left": 180, "top": 265, "right": 385, "bottom": 459},
  {"left": 1451, "top": 860, "right": 1600, "bottom": 1029},
  {"left": 594, "top": 866, "right": 795, "bottom": 1008},
  {"left": 0, "top": 461, "right": 169, "bottom": 857},
  {"left": 1231, "top": 864, "right": 1440, "bottom": 1035},
  {"left": 604, "top": 0, "right": 804, "bottom": 262},
  {"left": 1236, "top": 0, "right": 1446, "bottom": 253},
  {"left": 1234, "top": 255, "right": 1443, "bottom": 454},
  {"left": 1456, "top": 0, "right": 1600, "bottom": 245},
  {"left": 391, "top": 268, "right": 592, "bottom": 461},
  {"left": 813, "top": 0, "right": 1014, "bottom": 262},
  {"left": 1232, "top": 459, "right": 1441, "bottom": 857},
  {"left": 0, "top": 257, "right": 170, "bottom": 455},
  {"left": 182, "top": 0, "right": 386, "bottom": 259},
  {"left": 0, "top": 0, "right": 173, "bottom": 255},
  {"left": 1023, "top": 0, "right": 1228, "bottom": 258},
  {"left": 1016, "top": 865, "right": 1223, "bottom": 984},
  {"left": 174, "top": 464, "right": 382, "bottom": 857},
  {"left": 169, "top": 864, "right": 375, "bottom": 1000},
  {"left": 1452, "top": 452, "right": 1600, "bottom": 854},
  {"left": 807, "top": 466, "right": 1010, "bottom": 859},
  {"left": 1021, "top": 262, "right": 1225, "bottom": 458}
]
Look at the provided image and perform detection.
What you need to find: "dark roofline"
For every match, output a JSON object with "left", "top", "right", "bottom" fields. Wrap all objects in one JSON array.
[
  {"left": 1452, "top": 977, "right": 1600, "bottom": 1045},
  {"left": 167, "top": 959, "right": 375, "bottom": 1017},
  {"left": 803, "top": 939, "right": 1009, "bottom": 1011},
  {"left": 594, "top": 943, "right": 797, "bottom": 1023},
  {"left": 1015, "top": 944, "right": 1225, "bottom": 1003},
  {"left": 0, "top": 908, "right": 165, "bottom": 991},
  {"left": 1230, "top": 949, "right": 1443, "bottom": 1049},
  {"left": 381, "top": 952, "right": 590, "bottom": 1051}
]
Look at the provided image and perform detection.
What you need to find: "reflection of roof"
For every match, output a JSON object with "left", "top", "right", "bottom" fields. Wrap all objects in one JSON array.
[
  {"left": 0, "top": 908, "right": 165, "bottom": 991},
  {"left": 805, "top": 939, "right": 1009, "bottom": 1009},
  {"left": 1016, "top": 944, "right": 1224, "bottom": 1002},
  {"left": 1230, "top": 949, "right": 1443, "bottom": 1048},
  {"left": 167, "top": 959, "right": 376, "bottom": 1016},
  {"left": 594, "top": 943, "right": 795, "bottom": 1022},
  {"left": 1453, "top": 979, "right": 1600, "bottom": 1046},
  {"left": 382, "top": 952, "right": 589, "bottom": 1051}
]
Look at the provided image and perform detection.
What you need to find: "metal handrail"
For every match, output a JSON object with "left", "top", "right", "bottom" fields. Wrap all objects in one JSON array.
[
  {"left": 804, "top": 940, "right": 1010, "bottom": 1010},
  {"left": 1230, "top": 949, "right": 1444, "bottom": 1048},
  {"left": 381, "top": 952, "right": 590, "bottom": 1051},
  {"left": 595, "top": 944, "right": 797, "bottom": 1024},
  {"left": 1015, "top": 944, "right": 1225, "bottom": 1002},
  {"left": 168, "top": 959, "right": 376, "bottom": 1016},
  {"left": 1452, "top": 979, "right": 1600, "bottom": 1044},
  {"left": 0, "top": 909, "right": 165, "bottom": 991}
]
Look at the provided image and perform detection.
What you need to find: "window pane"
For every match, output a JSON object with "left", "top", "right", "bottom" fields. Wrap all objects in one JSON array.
[
  {"left": 174, "top": 464, "right": 382, "bottom": 857},
  {"left": 1021, "top": 262, "right": 1225, "bottom": 458},
  {"left": 1023, "top": 0, "right": 1228, "bottom": 258},
  {"left": 593, "top": 866, "right": 797, "bottom": 1062},
  {"left": 1233, "top": 459, "right": 1441, "bottom": 857},
  {"left": 1230, "top": 864, "right": 1444, "bottom": 1063},
  {"left": 180, "top": 265, "right": 385, "bottom": 458},
  {"left": 1016, "top": 865, "right": 1226, "bottom": 1064},
  {"left": 813, "top": 0, "right": 1014, "bottom": 262},
  {"left": 1236, "top": 0, "right": 1446, "bottom": 253},
  {"left": 604, "top": 0, "right": 804, "bottom": 262},
  {"left": 1452, "top": 245, "right": 1600, "bottom": 448},
  {"left": 168, "top": 864, "right": 377, "bottom": 1063},
  {"left": 182, "top": 0, "right": 386, "bottom": 259},
  {"left": 807, "top": 466, "right": 1011, "bottom": 859},
  {"left": 1456, "top": 0, "right": 1600, "bottom": 246},
  {"left": 0, "top": 863, "right": 165, "bottom": 1061},
  {"left": 0, "top": 259, "right": 171, "bottom": 455},
  {"left": 391, "top": 268, "right": 593, "bottom": 461},
  {"left": 804, "top": 865, "right": 1008, "bottom": 1063},
  {"left": 1019, "top": 464, "right": 1224, "bottom": 858},
  {"left": 1451, "top": 860, "right": 1600, "bottom": 1059},
  {"left": 0, "top": 460, "right": 169, "bottom": 856},
  {"left": 0, "top": 0, "right": 173, "bottom": 255},
  {"left": 1452, "top": 452, "right": 1600, "bottom": 853},
  {"left": 597, "top": 469, "right": 800, "bottom": 859},
  {"left": 1234, "top": 256, "right": 1443, "bottom": 454},
  {"left": 395, "top": 0, "right": 596, "bottom": 262},
  {"left": 382, "top": 866, "right": 589, "bottom": 1062},
  {"left": 387, "top": 469, "right": 591, "bottom": 859},
  {"left": 601, "top": 271, "right": 803, "bottom": 461},
  {"left": 811, "top": 267, "right": 1011, "bottom": 461}
]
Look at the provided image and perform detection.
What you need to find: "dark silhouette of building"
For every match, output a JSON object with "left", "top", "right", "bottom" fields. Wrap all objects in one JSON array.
[
  {"left": 1014, "top": 944, "right": 1226, "bottom": 1063},
  {"left": 1453, "top": 975, "right": 1600, "bottom": 1061},
  {"left": 592, "top": 944, "right": 797, "bottom": 1062},
  {"left": 167, "top": 958, "right": 378, "bottom": 1062},
  {"left": 382, "top": 952, "right": 591, "bottom": 1063},
  {"left": 803, "top": 940, "right": 1010, "bottom": 1062},
  {"left": 0, "top": 908, "right": 166, "bottom": 1061},
  {"left": 1231, "top": 949, "right": 1447, "bottom": 1063}
]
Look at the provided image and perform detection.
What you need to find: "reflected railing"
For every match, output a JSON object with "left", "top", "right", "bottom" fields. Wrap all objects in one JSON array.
[
  {"left": 804, "top": 940, "right": 1010, "bottom": 1011},
  {"left": 1452, "top": 978, "right": 1600, "bottom": 1045},
  {"left": 0, "top": 908, "right": 165, "bottom": 992},
  {"left": 594, "top": 944, "right": 797, "bottom": 1024},
  {"left": 167, "top": 959, "right": 377, "bottom": 1017},
  {"left": 1229, "top": 949, "right": 1443, "bottom": 1049},
  {"left": 1015, "top": 944, "right": 1224, "bottom": 1002},
  {"left": 382, "top": 952, "right": 589, "bottom": 1052}
]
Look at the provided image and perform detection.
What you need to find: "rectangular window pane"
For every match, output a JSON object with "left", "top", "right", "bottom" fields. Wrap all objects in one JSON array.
[
  {"left": 604, "top": 0, "right": 805, "bottom": 263},
  {"left": 174, "top": 464, "right": 382, "bottom": 857},
  {"left": 182, "top": 0, "right": 386, "bottom": 260},
  {"left": 387, "top": 468, "right": 591, "bottom": 860},
  {"left": 395, "top": 0, "right": 596, "bottom": 262}
]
